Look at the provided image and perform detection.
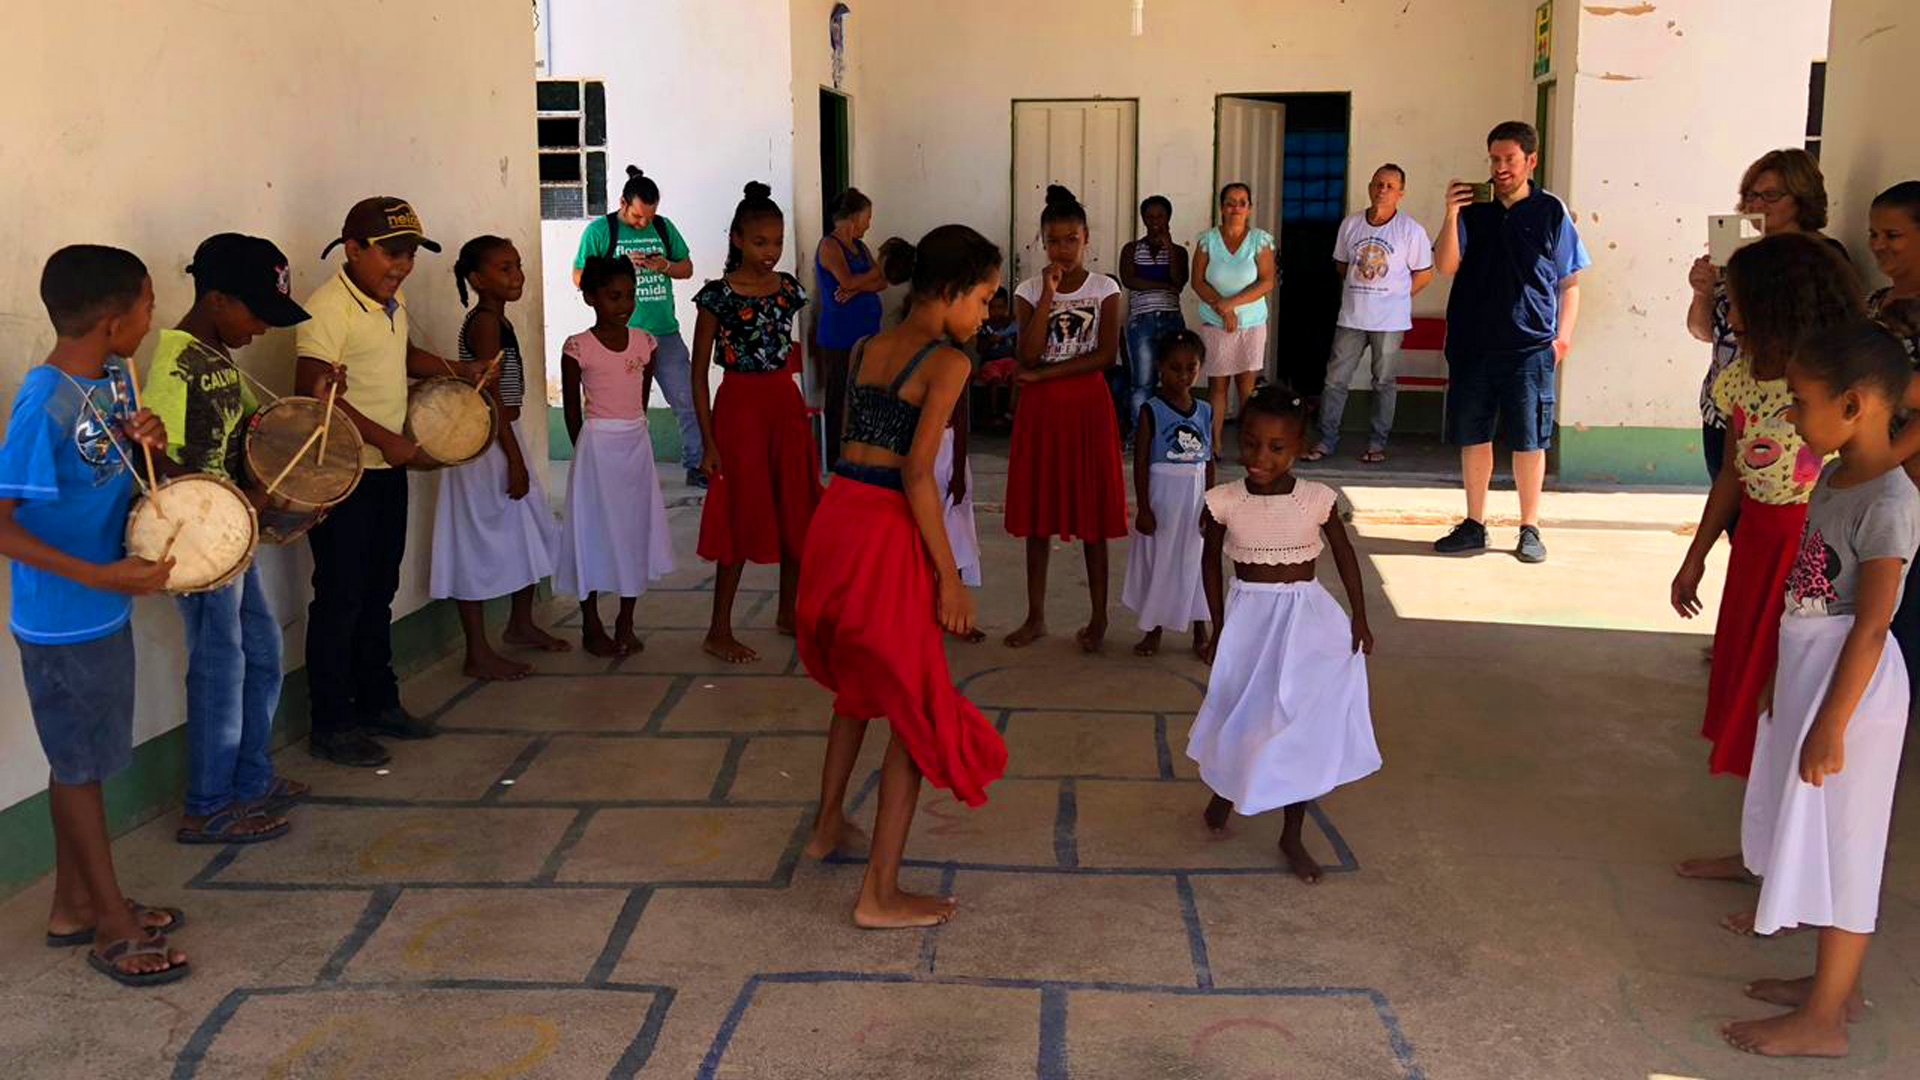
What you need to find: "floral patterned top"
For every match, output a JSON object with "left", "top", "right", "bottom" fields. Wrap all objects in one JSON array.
[
  {"left": 1710, "top": 356, "right": 1824, "bottom": 505},
  {"left": 693, "top": 273, "right": 808, "bottom": 373}
]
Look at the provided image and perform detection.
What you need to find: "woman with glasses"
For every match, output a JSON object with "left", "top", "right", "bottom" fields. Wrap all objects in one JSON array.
[{"left": 1686, "top": 149, "right": 1846, "bottom": 487}]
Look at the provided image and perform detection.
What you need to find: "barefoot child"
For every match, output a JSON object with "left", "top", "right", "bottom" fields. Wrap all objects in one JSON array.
[
  {"left": 692, "top": 182, "right": 821, "bottom": 663},
  {"left": 1669, "top": 234, "right": 1864, "bottom": 882},
  {"left": 148, "top": 234, "right": 316, "bottom": 844},
  {"left": 1123, "top": 328, "right": 1214, "bottom": 657},
  {"left": 1, "top": 246, "right": 189, "bottom": 984},
  {"left": 556, "top": 256, "right": 675, "bottom": 656},
  {"left": 1004, "top": 184, "right": 1129, "bottom": 653},
  {"left": 1188, "top": 386, "right": 1380, "bottom": 884},
  {"left": 1721, "top": 319, "right": 1918, "bottom": 1059},
  {"left": 797, "top": 224, "right": 1010, "bottom": 926},
  {"left": 431, "top": 235, "right": 569, "bottom": 677}
]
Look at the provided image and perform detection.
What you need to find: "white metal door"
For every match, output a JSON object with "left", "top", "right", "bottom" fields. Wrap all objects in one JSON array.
[
  {"left": 1215, "top": 97, "right": 1286, "bottom": 380},
  {"left": 1011, "top": 100, "right": 1138, "bottom": 288}
]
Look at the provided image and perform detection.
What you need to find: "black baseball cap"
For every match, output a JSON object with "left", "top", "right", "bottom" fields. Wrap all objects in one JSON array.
[
  {"left": 320, "top": 196, "right": 442, "bottom": 258},
  {"left": 187, "top": 234, "right": 310, "bottom": 328}
]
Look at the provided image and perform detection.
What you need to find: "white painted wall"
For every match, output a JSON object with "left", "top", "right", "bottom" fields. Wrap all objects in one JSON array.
[
  {"left": 0, "top": 0, "right": 544, "bottom": 811},
  {"left": 1821, "top": 0, "right": 1919, "bottom": 283},
  {"left": 849, "top": 0, "right": 1538, "bottom": 322},
  {"left": 539, "top": 0, "right": 800, "bottom": 406},
  {"left": 1554, "top": 0, "right": 1831, "bottom": 431}
]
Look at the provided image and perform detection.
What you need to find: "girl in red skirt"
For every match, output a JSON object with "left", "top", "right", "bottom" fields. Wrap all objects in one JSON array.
[
  {"left": 692, "top": 182, "right": 822, "bottom": 663},
  {"left": 797, "top": 224, "right": 1009, "bottom": 928},
  {"left": 1004, "top": 184, "right": 1130, "bottom": 652},
  {"left": 1669, "top": 233, "right": 1864, "bottom": 884}
]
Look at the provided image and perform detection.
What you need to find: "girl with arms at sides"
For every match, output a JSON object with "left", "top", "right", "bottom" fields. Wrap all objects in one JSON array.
[{"left": 1123, "top": 329, "right": 1213, "bottom": 657}]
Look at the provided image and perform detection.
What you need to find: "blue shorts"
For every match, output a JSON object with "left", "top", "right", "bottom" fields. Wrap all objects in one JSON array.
[
  {"left": 1444, "top": 344, "right": 1557, "bottom": 451},
  {"left": 17, "top": 626, "right": 135, "bottom": 785}
]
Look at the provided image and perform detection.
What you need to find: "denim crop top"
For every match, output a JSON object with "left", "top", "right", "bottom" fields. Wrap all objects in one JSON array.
[{"left": 842, "top": 338, "right": 941, "bottom": 457}]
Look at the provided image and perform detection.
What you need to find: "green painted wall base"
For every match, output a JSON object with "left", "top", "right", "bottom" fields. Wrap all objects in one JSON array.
[
  {"left": 1558, "top": 425, "right": 1706, "bottom": 487},
  {"left": 0, "top": 588, "right": 540, "bottom": 900},
  {"left": 1337, "top": 389, "right": 1445, "bottom": 436},
  {"left": 546, "top": 405, "right": 685, "bottom": 464}
]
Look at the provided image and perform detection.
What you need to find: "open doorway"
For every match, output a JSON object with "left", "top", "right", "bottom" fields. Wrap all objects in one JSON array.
[
  {"left": 1212, "top": 92, "right": 1351, "bottom": 394},
  {"left": 820, "top": 87, "right": 851, "bottom": 226}
]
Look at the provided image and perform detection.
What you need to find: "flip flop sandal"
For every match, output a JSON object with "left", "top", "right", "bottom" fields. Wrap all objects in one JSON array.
[
  {"left": 258, "top": 776, "right": 312, "bottom": 816},
  {"left": 176, "top": 803, "right": 291, "bottom": 846},
  {"left": 1361, "top": 449, "right": 1388, "bottom": 464},
  {"left": 1300, "top": 448, "right": 1329, "bottom": 462},
  {"left": 45, "top": 899, "right": 186, "bottom": 948},
  {"left": 88, "top": 933, "right": 190, "bottom": 987}
]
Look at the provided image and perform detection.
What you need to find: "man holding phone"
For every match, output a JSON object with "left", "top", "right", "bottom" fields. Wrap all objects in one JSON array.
[{"left": 1431, "top": 120, "right": 1589, "bottom": 564}]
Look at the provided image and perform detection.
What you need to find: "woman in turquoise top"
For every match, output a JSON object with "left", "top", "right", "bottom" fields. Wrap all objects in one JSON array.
[{"left": 1190, "top": 183, "right": 1279, "bottom": 453}]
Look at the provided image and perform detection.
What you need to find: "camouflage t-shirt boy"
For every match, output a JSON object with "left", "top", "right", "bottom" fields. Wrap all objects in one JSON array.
[{"left": 144, "top": 327, "right": 257, "bottom": 480}]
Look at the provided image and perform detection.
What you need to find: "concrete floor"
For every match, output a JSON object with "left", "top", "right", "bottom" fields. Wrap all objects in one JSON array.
[{"left": 3, "top": 442, "right": 1918, "bottom": 1080}]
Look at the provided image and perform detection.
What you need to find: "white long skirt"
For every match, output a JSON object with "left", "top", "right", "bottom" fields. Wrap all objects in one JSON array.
[
  {"left": 1186, "top": 579, "right": 1380, "bottom": 815},
  {"left": 1122, "top": 463, "right": 1209, "bottom": 631},
  {"left": 933, "top": 428, "right": 981, "bottom": 587},
  {"left": 554, "top": 416, "right": 676, "bottom": 599},
  {"left": 429, "top": 419, "right": 560, "bottom": 601},
  {"left": 1742, "top": 613, "right": 1910, "bottom": 935}
]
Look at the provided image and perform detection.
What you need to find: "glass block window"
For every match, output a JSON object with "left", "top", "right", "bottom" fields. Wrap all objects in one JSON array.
[
  {"left": 537, "top": 78, "right": 607, "bottom": 220},
  {"left": 1281, "top": 129, "right": 1347, "bottom": 223}
]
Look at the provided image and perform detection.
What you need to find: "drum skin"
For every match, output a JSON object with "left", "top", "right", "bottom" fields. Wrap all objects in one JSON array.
[
  {"left": 244, "top": 396, "right": 364, "bottom": 544},
  {"left": 125, "top": 474, "right": 258, "bottom": 593},
  {"left": 406, "top": 377, "right": 495, "bottom": 467}
]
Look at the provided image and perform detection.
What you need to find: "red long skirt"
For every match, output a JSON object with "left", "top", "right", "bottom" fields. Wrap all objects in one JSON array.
[
  {"left": 1004, "top": 369, "right": 1128, "bottom": 541},
  {"left": 697, "top": 370, "right": 822, "bottom": 565},
  {"left": 796, "top": 476, "right": 1007, "bottom": 806},
  {"left": 1702, "top": 495, "right": 1809, "bottom": 776}
]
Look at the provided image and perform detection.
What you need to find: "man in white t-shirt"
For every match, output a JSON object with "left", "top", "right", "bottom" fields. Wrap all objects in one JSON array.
[{"left": 1310, "top": 164, "right": 1434, "bottom": 462}]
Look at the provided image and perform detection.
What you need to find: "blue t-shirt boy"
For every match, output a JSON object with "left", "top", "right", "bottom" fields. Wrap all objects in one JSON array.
[{"left": 0, "top": 362, "right": 137, "bottom": 643}]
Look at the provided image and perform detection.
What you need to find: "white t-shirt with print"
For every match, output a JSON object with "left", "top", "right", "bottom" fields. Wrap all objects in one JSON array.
[
  {"left": 1013, "top": 271, "right": 1122, "bottom": 364},
  {"left": 1334, "top": 210, "right": 1433, "bottom": 332}
]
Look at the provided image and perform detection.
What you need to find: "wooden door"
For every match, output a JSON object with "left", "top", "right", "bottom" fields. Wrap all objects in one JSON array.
[
  {"left": 1011, "top": 100, "right": 1139, "bottom": 288},
  {"left": 1215, "top": 96, "right": 1287, "bottom": 380}
]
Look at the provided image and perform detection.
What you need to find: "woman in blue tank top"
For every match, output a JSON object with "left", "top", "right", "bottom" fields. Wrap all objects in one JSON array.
[{"left": 815, "top": 188, "right": 888, "bottom": 466}]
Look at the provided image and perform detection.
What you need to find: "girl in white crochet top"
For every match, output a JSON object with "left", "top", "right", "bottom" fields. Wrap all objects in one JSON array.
[{"left": 1188, "top": 385, "right": 1381, "bottom": 883}]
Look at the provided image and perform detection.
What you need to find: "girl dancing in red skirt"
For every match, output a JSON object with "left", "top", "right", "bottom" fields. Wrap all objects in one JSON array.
[
  {"left": 692, "top": 182, "right": 822, "bottom": 663},
  {"left": 797, "top": 224, "right": 1009, "bottom": 928}
]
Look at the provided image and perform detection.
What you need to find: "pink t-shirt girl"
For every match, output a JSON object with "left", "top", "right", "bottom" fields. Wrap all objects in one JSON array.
[{"left": 562, "top": 328, "right": 656, "bottom": 420}]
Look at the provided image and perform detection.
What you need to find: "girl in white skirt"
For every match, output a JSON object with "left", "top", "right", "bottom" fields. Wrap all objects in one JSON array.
[
  {"left": 1124, "top": 329, "right": 1213, "bottom": 657},
  {"left": 1188, "top": 385, "right": 1378, "bottom": 884},
  {"left": 934, "top": 387, "right": 985, "bottom": 642},
  {"left": 431, "top": 236, "right": 568, "bottom": 681},
  {"left": 1723, "top": 320, "right": 1918, "bottom": 1061},
  {"left": 557, "top": 256, "right": 676, "bottom": 657}
]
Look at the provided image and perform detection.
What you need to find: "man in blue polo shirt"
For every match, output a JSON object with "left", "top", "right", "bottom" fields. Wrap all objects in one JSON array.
[{"left": 1432, "top": 120, "right": 1588, "bottom": 563}]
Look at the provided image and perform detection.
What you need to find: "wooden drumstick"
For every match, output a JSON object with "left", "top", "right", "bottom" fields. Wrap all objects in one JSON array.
[
  {"left": 314, "top": 368, "right": 341, "bottom": 466},
  {"left": 479, "top": 349, "right": 504, "bottom": 387},
  {"left": 119, "top": 356, "right": 167, "bottom": 521},
  {"left": 266, "top": 423, "right": 328, "bottom": 496}
]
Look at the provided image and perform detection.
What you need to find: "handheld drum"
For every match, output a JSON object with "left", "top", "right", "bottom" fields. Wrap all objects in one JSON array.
[
  {"left": 125, "top": 474, "right": 258, "bottom": 594},
  {"left": 244, "top": 396, "right": 366, "bottom": 544},
  {"left": 405, "top": 376, "right": 496, "bottom": 467}
]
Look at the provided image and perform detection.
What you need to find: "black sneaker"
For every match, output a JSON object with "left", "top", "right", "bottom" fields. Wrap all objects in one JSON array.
[
  {"left": 685, "top": 469, "right": 709, "bottom": 490},
  {"left": 309, "top": 729, "right": 392, "bottom": 768},
  {"left": 362, "top": 706, "right": 438, "bottom": 741},
  {"left": 1433, "top": 519, "right": 1489, "bottom": 554},
  {"left": 1515, "top": 525, "right": 1548, "bottom": 564}
]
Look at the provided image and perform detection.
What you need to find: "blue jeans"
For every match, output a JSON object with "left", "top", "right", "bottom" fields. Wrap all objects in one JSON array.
[
  {"left": 178, "top": 564, "right": 282, "bottom": 816},
  {"left": 650, "top": 331, "right": 704, "bottom": 471},
  {"left": 1319, "top": 327, "right": 1403, "bottom": 452},
  {"left": 1124, "top": 311, "right": 1187, "bottom": 431}
]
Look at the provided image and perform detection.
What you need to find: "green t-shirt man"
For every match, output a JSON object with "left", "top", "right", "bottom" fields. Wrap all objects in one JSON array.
[
  {"left": 145, "top": 327, "right": 258, "bottom": 480},
  {"left": 573, "top": 213, "right": 692, "bottom": 336}
]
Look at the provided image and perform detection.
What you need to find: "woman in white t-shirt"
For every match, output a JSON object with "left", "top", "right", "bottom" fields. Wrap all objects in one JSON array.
[
  {"left": 1003, "top": 185, "right": 1130, "bottom": 654},
  {"left": 1192, "top": 183, "right": 1279, "bottom": 454}
]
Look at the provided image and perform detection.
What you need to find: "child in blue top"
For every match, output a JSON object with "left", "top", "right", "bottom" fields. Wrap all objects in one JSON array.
[
  {"left": 1123, "top": 329, "right": 1214, "bottom": 656},
  {"left": 0, "top": 245, "right": 188, "bottom": 986}
]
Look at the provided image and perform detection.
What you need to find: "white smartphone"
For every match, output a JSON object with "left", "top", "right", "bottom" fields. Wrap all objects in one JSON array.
[{"left": 1708, "top": 214, "right": 1765, "bottom": 267}]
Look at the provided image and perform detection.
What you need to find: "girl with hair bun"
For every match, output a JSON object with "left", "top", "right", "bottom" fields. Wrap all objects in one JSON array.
[
  {"left": 572, "top": 165, "right": 705, "bottom": 488},
  {"left": 796, "top": 223, "right": 1009, "bottom": 928},
  {"left": 691, "top": 182, "right": 820, "bottom": 664},
  {"left": 431, "top": 235, "right": 567, "bottom": 678},
  {"left": 1004, "top": 184, "right": 1130, "bottom": 653},
  {"left": 815, "top": 188, "right": 888, "bottom": 466}
]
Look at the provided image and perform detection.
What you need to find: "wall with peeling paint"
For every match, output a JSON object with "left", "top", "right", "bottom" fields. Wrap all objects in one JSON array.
[
  {"left": 1821, "top": 0, "right": 1919, "bottom": 283},
  {"left": 1554, "top": 0, "right": 1831, "bottom": 447}
]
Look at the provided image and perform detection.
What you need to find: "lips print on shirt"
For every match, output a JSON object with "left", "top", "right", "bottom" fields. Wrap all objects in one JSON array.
[{"left": 1722, "top": 374, "right": 1824, "bottom": 504}]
